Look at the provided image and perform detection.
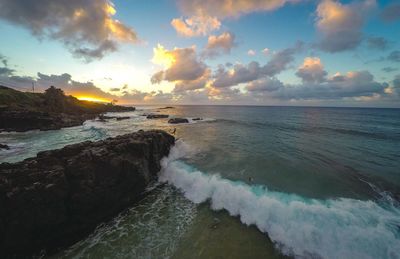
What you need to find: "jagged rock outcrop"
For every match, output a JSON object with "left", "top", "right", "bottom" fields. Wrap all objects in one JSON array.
[
  {"left": 0, "top": 110, "right": 97, "bottom": 132},
  {"left": 168, "top": 118, "right": 189, "bottom": 124},
  {"left": 0, "top": 130, "right": 174, "bottom": 257}
]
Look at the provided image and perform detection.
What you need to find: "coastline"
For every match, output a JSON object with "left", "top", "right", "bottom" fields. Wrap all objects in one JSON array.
[
  {"left": 0, "top": 130, "right": 174, "bottom": 257},
  {"left": 0, "top": 86, "right": 135, "bottom": 132}
]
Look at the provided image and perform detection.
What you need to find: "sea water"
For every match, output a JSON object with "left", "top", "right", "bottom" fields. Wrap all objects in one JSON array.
[{"left": 1, "top": 106, "right": 399, "bottom": 258}]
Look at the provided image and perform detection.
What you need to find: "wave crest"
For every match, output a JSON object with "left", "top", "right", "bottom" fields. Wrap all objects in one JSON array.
[{"left": 159, "top": 141, "right": 400, "bottom": 259}]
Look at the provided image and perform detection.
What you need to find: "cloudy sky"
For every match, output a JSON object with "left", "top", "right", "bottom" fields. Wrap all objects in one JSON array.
[{"left": 0, "top": 0, "right": 399, "bottom": 107}]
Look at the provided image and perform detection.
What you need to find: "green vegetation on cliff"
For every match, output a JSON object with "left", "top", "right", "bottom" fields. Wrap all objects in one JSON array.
[
  {"left": 0, "top": 85, "right": 131, "bottom": 114},
  {"left": 0, "top": 86, "right": 135, "bottom": 132}
]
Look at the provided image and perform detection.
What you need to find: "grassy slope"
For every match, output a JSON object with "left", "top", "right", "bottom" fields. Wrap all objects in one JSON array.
[
  {"left": 0, "top": 86, "right": 133, "bottom": 114},
  {"left": 0, "top": 86, "right": 44, "bottom": 111}
]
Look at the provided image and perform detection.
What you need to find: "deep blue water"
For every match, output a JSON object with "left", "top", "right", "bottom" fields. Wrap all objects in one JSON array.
[{"left": 1, "top": 106, "right": 400, "bottom": 258}]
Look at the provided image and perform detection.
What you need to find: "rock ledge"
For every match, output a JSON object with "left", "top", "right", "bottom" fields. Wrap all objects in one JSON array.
[{"left": 0, "top": 130, "right": 174, "bottom": 257}]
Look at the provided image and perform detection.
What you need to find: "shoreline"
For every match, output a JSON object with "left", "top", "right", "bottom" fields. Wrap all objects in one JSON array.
[{"left": 0, "top": 86, "right": 135, "bottom": 132}]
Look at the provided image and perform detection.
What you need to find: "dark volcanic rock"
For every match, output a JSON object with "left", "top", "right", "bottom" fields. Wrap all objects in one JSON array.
[
  {"left": 0, "top": 110, "right": 96, "bottom": 132},
  {"left": 116, "top": 116, "right": 130, "bottom": 121},
  {"left": 160, "top": 106, "right": 175, "bottom": 109},
  {"left": 146, "top": 114, "right": 169, "bottom": 119},
  {"left": 192, "top": 117, "right": 203, "bottom": 121},
  {"left": 0, "top": 130, "right": 174, "bottom": 257},
  {"left": 168, "top": 118, "right": 189, "bottom": 124},
  {"left": 97, "top": 115, "right": 130, "bottom": 122},
  {"left": 0, "top": 144, "right": 9, "bottom": 150}
]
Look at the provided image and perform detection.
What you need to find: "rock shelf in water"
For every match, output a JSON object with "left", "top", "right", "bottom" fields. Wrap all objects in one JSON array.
[{"left": 0, "top": 130, "right": 174, "bottom": 257}]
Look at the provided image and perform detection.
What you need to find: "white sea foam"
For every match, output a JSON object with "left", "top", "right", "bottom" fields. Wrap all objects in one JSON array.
[{"left": 159, "top": 141, "right": 400, "bottom": 259}]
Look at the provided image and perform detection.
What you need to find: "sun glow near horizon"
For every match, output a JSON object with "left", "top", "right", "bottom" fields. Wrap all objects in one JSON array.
[{"left": 76, "top": 95, "right": 111, "bottom": 103}]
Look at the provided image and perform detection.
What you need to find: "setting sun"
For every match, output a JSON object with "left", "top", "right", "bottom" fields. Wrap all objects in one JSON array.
[{"left": 76, "top": 96, "right": 110, "bottom": 103}]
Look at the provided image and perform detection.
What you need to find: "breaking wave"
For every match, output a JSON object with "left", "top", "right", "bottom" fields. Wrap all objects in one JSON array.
[{"left": 159, "top": 141, "right": 400, "bottom": 259}]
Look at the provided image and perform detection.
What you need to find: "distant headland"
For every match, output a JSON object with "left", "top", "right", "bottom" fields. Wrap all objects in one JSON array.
[{"left": 0, "top": 86, "right": 135, "bottom": 132}]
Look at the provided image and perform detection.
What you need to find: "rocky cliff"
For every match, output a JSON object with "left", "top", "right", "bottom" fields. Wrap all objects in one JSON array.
[
  {"left": 0, "top": 130, "right": 174, "bottom": 257},
  {"left": 0, "top": 86, "right": 135, "bottom": 132}
]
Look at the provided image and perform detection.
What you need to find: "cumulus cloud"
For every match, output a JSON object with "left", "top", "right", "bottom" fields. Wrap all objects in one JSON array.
[
  {"left": 174, "top": 69, "right": 211, "bottom": 92},
  {"left": 247, "top": 49, "right": 256, "bottom": 56},
  {"left": 151, "top": 45, "right": 207, "bottom": 82},
  {"left": 0, "top": 70, "right": 118, "bottom": 100},
  {"left": 213, "top": 43, "right": 303, "bottom": 88},
  {"left": 0, "top": 55, "right": 14, "bottom": 77},
  {"left": 388, "top": 51, "right": 400, "bottom": 62},
  {"left": 315, "top": 0, "right": 376, "bottom": 53},
  {"left": 246, "top": 77, "right": 283, "bottom": 92},
  {"left": 172, "top": 0, "right": 300, "bottom": 36},
  {"left": 296, "top": 57, "right": 327, "bottom": 84},
  {"left": 0, "top": 54, "right": 8, "bottom": 67},
  {"left": 380, "top": 3, "right": 400, "bottom": 22},
  {"left": 0, "top": 0, "right": 138, "bottom": 61},
  {"left": 213, "top": 61, "right": 262, "bottom": 88},
  {"left": 203, "top": 32, "right": 236, "bottom": 58},
  {"left": 0, "top": 68, "right": 179, "bottom": 105},
  {"left": 151, "top": 44, "right": 209, "bottom": 91},
  {"left": 367, "top": 37, "right": 389, "bottom": 50},
  {"left": 269, "top": 71, "right": 388, "bottom": 100},
  {"left": 0, "top": 67, "right": 14, "bottom": 77},
  {"left": 171, "top": 15, "right": 221, "bottom": 37},
  {"left": 263, "top": 42, "right": 303, "bottom": 75},
  {"left": 262, "top": 48, "right": 270, "bottom": 56},
  {"left": 176, "top": 0, "right": 299, "bottom": 19}
]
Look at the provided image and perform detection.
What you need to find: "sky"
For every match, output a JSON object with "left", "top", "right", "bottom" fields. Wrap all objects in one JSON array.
[{"left": 0, "top": 0, "right": 399, "bottom": 107}]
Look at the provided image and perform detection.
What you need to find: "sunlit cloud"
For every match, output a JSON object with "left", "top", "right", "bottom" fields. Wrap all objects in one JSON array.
[
  {"left": 315, "top": 0, "right": 376, "bottom": 53},
  {"left": 172, "top": 0, "right": 301, "bottom": 36},
  {"left": 176, "top": 0, "right": 300, "bottom": 19},
  {"left": 296, "top": 57, "right": 327, "bottom": 84},
  {"left": 151, "top": 44, "right": 176, "bottom": 68},
  {"left": 203, "top": 32, "right": 236, "bottom": 58},
  {"left": 171, "top": 15, "right": 221, "bottom": 37},
  {"left": 0, "top": 0, "right": 138, "bottom": 61},
  {"left": 247, "top": 49, "right": 256, "bottom": 56},
  {"left": 151, "top": 44, "right": 210, "bottom": 91}
]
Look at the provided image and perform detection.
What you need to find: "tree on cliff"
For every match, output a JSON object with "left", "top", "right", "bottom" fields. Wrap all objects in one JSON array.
[{"left": 43, "top": 86, "right": 66, "bottom": 112}]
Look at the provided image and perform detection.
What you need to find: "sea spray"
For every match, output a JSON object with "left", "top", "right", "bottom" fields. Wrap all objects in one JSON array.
[{"left": 159, "top": 140, "right": 400, "bottom": 259}]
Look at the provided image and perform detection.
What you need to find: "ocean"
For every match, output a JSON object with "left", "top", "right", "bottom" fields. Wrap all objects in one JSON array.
[{"left": 1, "top": 106, "right": 400, "bottom": 258}]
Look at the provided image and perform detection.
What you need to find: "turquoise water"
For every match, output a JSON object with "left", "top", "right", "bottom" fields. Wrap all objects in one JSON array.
[{"left": 1, "top": 106, "right": 400, "bottom": 258}]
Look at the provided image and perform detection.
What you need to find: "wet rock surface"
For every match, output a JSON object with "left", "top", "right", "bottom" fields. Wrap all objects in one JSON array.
[
  {"left": 146, "top": 114, "right": 169, "bottom": 119},
  {"left": 168, "top": 118, "right": 189, "bottom": 124},
  {"left": 0, "top": 144, "right": 10, "bottom": 150},
  {"left": 0, "top": 130, "right": 174, "bottom": 257}
]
